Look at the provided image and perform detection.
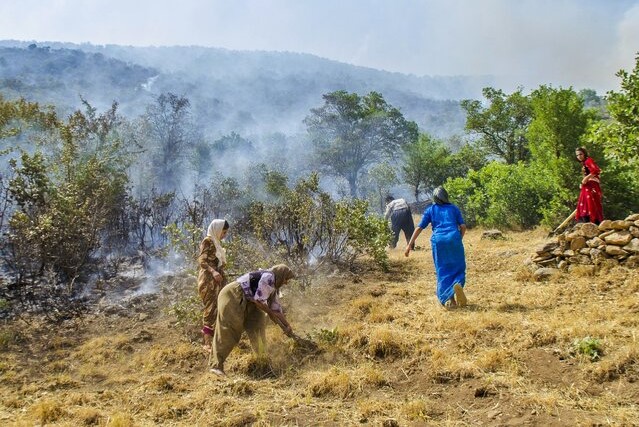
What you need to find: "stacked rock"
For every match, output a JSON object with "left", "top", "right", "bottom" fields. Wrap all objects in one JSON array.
[{"left": 532, "top": 213, "right": 639, "bottom": 270}]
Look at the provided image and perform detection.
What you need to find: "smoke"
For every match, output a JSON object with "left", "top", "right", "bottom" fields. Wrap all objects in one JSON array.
[
  {"left": 132, "top": 253, "right": 186, "bottom": 297},
  {"left": 2, "top": 0, "right": 636, "bottom": 93}
]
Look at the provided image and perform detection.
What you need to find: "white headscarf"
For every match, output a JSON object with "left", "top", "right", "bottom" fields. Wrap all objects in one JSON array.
[{"left": 206, "top": 219, "right": 227, "bottom": 266}]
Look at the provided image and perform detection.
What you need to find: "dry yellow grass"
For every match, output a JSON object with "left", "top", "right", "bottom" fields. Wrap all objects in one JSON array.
[{"left": 1, "top": 227, "right": 639, "bottom": 425}]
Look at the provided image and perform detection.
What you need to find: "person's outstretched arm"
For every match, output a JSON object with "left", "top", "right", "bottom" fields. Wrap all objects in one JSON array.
[
  {"left": 252, "top": 300, "right": 294, "bottom": 337},
  {"left": 405, "top": 227, "right": 423, "bottom": 257}
]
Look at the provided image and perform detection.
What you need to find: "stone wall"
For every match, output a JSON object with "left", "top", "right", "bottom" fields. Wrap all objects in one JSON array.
[{"left": 532, "top": 213, "right": 639, "bottom": 271}]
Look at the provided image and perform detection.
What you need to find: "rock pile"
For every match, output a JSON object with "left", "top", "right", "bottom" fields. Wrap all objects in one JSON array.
[{"left": 533, "top": 213, "right": 639, "bottom": 271}]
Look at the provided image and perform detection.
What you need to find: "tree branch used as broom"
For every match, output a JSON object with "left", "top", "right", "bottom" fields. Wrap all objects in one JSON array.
[{"left": 549, "top": 209, "right": 576, "bottom": 237}]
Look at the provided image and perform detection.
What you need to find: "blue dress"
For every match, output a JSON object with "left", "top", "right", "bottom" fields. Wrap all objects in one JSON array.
[{"left": 418, "top": 203, "right": 466, "bottom": 305}]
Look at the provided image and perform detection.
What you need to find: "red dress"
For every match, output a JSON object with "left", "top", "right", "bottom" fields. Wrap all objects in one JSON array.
[{"left": 575, "top": 157, "right": 603, "bottom": 224}]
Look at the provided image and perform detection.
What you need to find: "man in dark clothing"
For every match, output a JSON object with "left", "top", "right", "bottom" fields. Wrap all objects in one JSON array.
[{"left": 384, "top": 195, "right": 415, "bottom": 249}]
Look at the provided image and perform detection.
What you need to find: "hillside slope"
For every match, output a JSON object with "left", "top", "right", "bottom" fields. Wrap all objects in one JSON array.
[
  {"left": 1, "top": 227, "right": 638, "bottom": 425},
  {"left": 0, "top": 41, "right": 488, "bottom": 137}
]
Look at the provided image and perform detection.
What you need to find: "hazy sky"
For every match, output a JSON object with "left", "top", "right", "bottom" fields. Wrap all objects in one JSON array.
[{"left": 1, "top": 0, "right": 638, "bottom": 92}]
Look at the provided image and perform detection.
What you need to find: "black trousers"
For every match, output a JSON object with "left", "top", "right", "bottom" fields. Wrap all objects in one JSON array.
[{"left": 390, "top": 208, "right": 415, "bottom": 249}]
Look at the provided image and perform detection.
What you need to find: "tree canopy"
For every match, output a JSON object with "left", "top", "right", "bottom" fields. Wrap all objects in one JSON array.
[
  {"left": 461, "top": 87, "right": 532, "bottom": 164},
  {"left": 304, "top": 90, "right": 418, "bottom": 198}
]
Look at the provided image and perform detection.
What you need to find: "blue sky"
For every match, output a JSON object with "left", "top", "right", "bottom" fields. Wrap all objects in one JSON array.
[{"left": 1, "top": 0, "right": 638, "bottom": 92}]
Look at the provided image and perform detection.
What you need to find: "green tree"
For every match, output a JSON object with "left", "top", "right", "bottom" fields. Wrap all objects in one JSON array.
[
  {"left": 589, "top": 54, "right": 639, "bottom": 175},
  {"left": 527, "top": 86, "right": 594, "bottom": 224},
  {"left": 304, "top": 91, "right": 418, "bottom": 198},
  {"left": 263, "top": 169, "right": 289, "bottom": 198},
  {"left": 586, "top": 54, "right": 639, "bottom": 216},
  {"left": 446, "top": 142, "right": 488, "bottom": 178},
  {"left": 211, "top": 176, "right": 245, "bottom": 218},
  {"left": 365, "top": 161, "right": 399, "bottom": 212},
  {"left": 402, "top": 134, "right": 452, "bottom": 201},
  {"left": 241, "top": 173, "right": 391, "bottom": 271},
  {"left": 445, "top": 161, "right": 554, "bottom": 230},
  {"left": 211, "top": 132, "right": 253, "bottom": 153},
  {"left": 461, "top": 87, "right": 532, "bottom": 164},
  {"left": 0, "top": 95, "right": 58, "bottom": 140},
  {"left": 2, "top": 101, "right": 131, "bottom": 319}
]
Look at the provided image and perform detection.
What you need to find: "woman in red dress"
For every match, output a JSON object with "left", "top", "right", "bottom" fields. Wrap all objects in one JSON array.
[{"left": 575, "top": 147, "right": 603, "bottom": 224}]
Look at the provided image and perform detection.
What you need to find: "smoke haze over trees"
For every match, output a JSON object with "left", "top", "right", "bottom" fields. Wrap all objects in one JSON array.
[
  {"left": 0, "top": 41, "right": 484, "bottom": 138},
  {"left": 1, "top": 39, "right": 638, "bottom": 321}
]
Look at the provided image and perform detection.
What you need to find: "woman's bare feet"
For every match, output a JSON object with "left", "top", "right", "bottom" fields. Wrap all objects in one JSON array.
[
  {"left": 202, "top": 330, "right": 212, "bottom": 353},
  {"left": 453, "top": 283, "right": 467, "bottom": 307}
]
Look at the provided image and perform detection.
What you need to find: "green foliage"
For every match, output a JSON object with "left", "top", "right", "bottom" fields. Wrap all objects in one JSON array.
[
  {"left": 444, "top": 172, "right": 485, "bottom": 228},
  {"left": 305, "top": 90, "right": 418, "bottom": 197},
  {"left": 452, "top": 77, "right": 639, "bottom": 229},
  {"left": 586, "top": 54, "right": 639, "bottom": 215},
  {"left": 311, "top": 327, "right": 340, "bottom": 345},
  {"left": 241, "top": 173, "right": 391, "bottom": 271},
  {"left": 526, "top": 86, "right": 594, "bottom": 225},
  {"left": 223, "top": 235, "right": 279, "bottom": 275},
  {"left": 7, "top": 150, "right": 128, "bottom": 282},
  {"left": 263, "top": 170, "right": 289, "bottom": 198},
  {"left": 0, "top": 94, "right": 58, "bottom": 140},
  {"left": 599, "top": 162, "right": 639, "bottom": 219},
  {"left": 461, "top": 87, "right": 532, "bottom": 164},
  {"left": 446, "top": 142, "right": 488, "bottom": 178},
  {"left": 145, "top": 93, "right": 193, "bottom": 193},
  {"left": 362, "top": 161, "right": 398, "bottom": 212},
  {"left": 211, "top": 132, "right": 253, "bottom": 153},
  {"left": 528, "top": 86, "right": 591, "bottom": 172},
  {"left": 163, "top": 222, "right": 202, "bottom": 271},
  {"left": 445, "top": 162, "right": 554, "bottom": 229},
  {"left": 335, "top": 199, "right": 392, "bottom": 271},
  {"left": 591, "top": 54, "right": 639, "bottom": 168},
  {"left": 211, "top": 175, "right": 245, "bottom": 218},
  {"left": 1, "top": 100, "right": 132, "bottom": 319},
  {"left": 572, "top": 337, "right": 603, "bottom": 361},
  {"left": 402, "top": 133, "right": 452, "bottom": 200},
  {"left": 168, "top": 294, "right": 202, "bottom": 329}
]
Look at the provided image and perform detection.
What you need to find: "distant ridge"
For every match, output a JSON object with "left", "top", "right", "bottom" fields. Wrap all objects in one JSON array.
[{"left": 0, "top": 40, "right": 495, "bottom": 137}]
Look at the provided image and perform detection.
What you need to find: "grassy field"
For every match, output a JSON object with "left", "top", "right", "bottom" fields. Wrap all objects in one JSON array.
[{"left": 1, "top": 227, "right": 638, "bottom": 426}]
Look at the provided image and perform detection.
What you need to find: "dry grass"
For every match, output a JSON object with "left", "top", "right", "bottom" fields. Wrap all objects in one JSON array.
[{"left": 1, "top": 227, "right": 639, "bottom": 425}]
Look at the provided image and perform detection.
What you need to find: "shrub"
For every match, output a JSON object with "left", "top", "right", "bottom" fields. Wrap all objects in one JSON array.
[
  {"left": 241, "top": 173, "right": 391, "bottom": 271},
  {"left": 0, "top": 101, "right": 132, "bottom": 321},
  {"left": 572, "top": 337, "right": 603, "bottom": 361},
  {"left": 446, "top": 161, "right": 554, "bottom": 230},
  {"left": 168, "top": 295, "right": 201, "bottom": 334}
]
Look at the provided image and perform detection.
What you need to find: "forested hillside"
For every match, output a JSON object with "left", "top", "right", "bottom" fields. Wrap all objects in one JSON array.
[
  {"left": 0, "top": 41, "right": 483, "bottom": 137},
  {"left": 0, "top": 45, "right": 156, "bottom": 116}
]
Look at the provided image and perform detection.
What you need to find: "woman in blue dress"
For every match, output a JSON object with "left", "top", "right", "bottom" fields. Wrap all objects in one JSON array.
[{"left": 404, "top": 186, "right": 467, "bottom": 307}]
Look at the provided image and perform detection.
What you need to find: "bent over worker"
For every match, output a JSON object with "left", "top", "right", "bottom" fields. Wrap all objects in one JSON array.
[
  {"left": 209, "top": 264, "right": 296, "bottom": 376},
  {"left": 384, "top": 195, "right": 415, "bottom": 249}
]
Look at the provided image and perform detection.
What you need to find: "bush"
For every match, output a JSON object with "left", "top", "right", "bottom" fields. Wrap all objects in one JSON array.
[
  {"left": 240, "top": 173, "right": 391, "bottom": 271},
  {"left": 445, "top": 161, "right": 554, "bottom": 230},
  {"left": 0, "top": 102, "right": 131, "bottom": 321}
]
